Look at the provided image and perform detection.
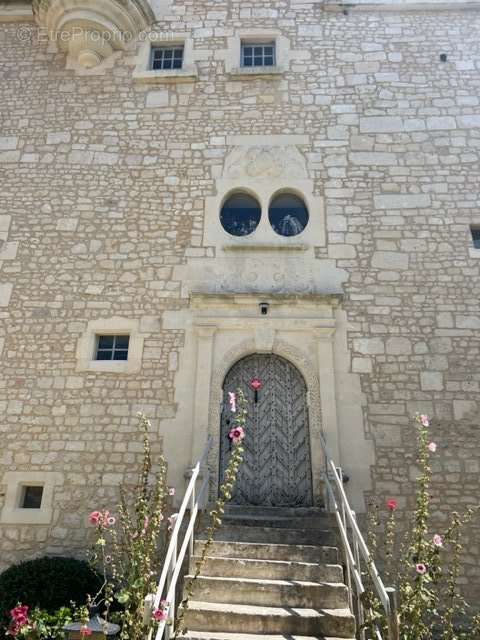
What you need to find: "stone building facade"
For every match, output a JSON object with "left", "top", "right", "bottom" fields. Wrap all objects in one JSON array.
[{"left": 1, "top": 0, "right": 480, "bottom": 601}]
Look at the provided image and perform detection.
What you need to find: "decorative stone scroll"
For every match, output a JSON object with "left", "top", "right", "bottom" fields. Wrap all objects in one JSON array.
[
  {"left": 223, "top": 146, "right": 309, "bottom": 180},
  {"left": 33, "top": 0, "right": 155, "bottom": 69}
]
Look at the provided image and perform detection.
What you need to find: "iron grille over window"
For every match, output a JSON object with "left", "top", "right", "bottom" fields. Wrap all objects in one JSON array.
[
  {"left": 95, "top": 335, "right": 130, "bottom": 361},
  {"left": 151, "top": 46, "right": 184, "bottom": 70},
  {"left": 21, "top": 486, "right": 44, "bottom": 509},
  {"left": 471, "top": 227, "right": 480, "bottom": 249},
  {"left": 241, "top": 42, "right": 276, "bottom": 68}
]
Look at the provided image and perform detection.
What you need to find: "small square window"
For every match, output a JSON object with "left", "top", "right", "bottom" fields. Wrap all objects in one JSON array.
[
  {"left": 95, "top": 335, "right": 130, "bottom": 361},
  {"left": 471, "top": 227, "right": 480, "bottom": 249},
  {"left": 21, "top": 485, "right": 44, "bottom": 509},
  {"left": 151, "top": 46, "right": 184, "bottom": 71},
  {"left": 241, "top": 41, "right": 276, "bottom": 68}
]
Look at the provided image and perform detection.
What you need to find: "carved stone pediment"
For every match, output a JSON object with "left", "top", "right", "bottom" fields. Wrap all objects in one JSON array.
[
  {"left": 223, "top": 146, "right": 309, "bottom": 180},
  {"left": 33, "top": 0, "right": 155, "bottom": 69}
]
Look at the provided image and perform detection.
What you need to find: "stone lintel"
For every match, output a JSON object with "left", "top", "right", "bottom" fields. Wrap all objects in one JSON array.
[{"left": 190, "top": 292, "right": 344, "bottom": 308}]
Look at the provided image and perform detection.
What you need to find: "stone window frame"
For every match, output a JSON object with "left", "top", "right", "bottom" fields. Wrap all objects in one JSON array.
[
  {"left": 469, "top": 225, "right": 480, "bottom": 258},
  {"left": 204, "top": 179, "right": 325, "bottom": 255},
  {"left": 0, "top": 472, "right": 62, "bottom": 525},
  {"left": 224, "top": 29, "right": 291, "bottom": 78},
  {"left": 133, "top": 33, "right": 199, "bottom": 83},
  {"left": 76, "top": 317, "right": 144, "bottom": 374}
]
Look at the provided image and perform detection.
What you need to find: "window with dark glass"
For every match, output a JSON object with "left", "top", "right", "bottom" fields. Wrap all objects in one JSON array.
[
  {"left": 269, "top": 193, "right": 309, "bottom": 237},
  {"left": 241, "top": 42, "right": 276, "bottom": 68},
  {"left": 471, "top": 226, "right": 480, "bottom": 249},
  {"left": 220, "top": 193, "right": 262, "bottom": 237},
  {"left": 95, "top": 335, "right": 130, "bottom": 361},
  {"left": 151, "top": 45, "right": 184, "bottom": 71},
  {"left": 21, "top": 485, "right": 44, "bottom": 509}
]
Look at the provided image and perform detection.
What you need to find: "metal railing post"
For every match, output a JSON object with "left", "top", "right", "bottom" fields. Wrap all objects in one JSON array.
[
  {"left": 165, "top": 537, "right": 176, "bottom": 640},
  {"left": 352, "top": 511, "right": 366, "bottom": 640},
  {"left": 337, "top": 466, "right": 353, "bottom": 612},
  {"left": 386, "top": 588, "right": 400, "bottom": 640},
  {"left": 189, "top": 475, "right": 196, "bottom": 559}
]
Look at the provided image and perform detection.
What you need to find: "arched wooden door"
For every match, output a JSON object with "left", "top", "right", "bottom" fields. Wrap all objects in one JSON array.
[{"left": 219, "top": 354, "right": 313, "bottom": 507}]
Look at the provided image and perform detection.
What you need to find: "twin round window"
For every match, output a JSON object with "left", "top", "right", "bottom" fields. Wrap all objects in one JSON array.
[{"left": 220, "top": 192, "right": 309, "bottom": 238}]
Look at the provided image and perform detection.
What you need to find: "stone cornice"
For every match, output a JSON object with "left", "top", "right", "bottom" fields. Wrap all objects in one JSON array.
[{"left": 32, "top": 0, "right": 155, "bottom": 69}]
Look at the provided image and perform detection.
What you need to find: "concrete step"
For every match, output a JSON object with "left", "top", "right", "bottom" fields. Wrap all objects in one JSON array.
[
  {"left": 193, "top": 540, "right": 339, "bottom": 564},
  {"left": 183, "top": 601, "right": 356, "bottom": 638},
  {"left": 201, "top": 525, "right": 336, "bottom": 546},
  {"left": 183, "top": 575, "right": 349, "bottom": 609},
  {"left": 224, "top": 506, "right": 327, "bottom": 518},
  {"left": 221, "top": 514, "right": 334, "bottom": 530},
  {"left": 222, "top": 506, "right": 334, "bottom": 530},
  {"left": 190, "top": 555, "right": 343, "bottom": 582},
  {"left": 184, "top": 632, "right": 355, "bottom": 640}
]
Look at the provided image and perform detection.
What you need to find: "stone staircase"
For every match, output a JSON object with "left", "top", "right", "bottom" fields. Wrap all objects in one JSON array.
[{"left": 180, "top": 506, "right": 356, "bottom": 640}]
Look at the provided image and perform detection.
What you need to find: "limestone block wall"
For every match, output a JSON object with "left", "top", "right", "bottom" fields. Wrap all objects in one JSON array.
[{"left": 0, "top": 0, "right": 480, "bottom": 601}]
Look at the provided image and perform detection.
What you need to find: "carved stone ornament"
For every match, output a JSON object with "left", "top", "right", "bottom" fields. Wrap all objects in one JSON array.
[
  {"left": 223, "top": 146, "right": 309, "bottom": 180},
  {"left": 33, "top": 0, "right": 155, "bottom": 69}
]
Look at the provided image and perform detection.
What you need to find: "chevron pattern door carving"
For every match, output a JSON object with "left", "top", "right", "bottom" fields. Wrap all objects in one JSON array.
[{"left": 220, "top": 354, "right": 313, "bottom": 507}]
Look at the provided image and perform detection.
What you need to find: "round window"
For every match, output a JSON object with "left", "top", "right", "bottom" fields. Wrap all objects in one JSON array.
[
  {"left": 269, "top": 193, "right": 309, "bottom": 237},
  {"left": 220, "top": 192, "right": 261, "bottom": 237}
]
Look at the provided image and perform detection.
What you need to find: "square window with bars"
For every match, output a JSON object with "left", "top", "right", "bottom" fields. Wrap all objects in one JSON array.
[
  {"left": 21, "top": 485, "right": 44, "bottom": 509},
  {"left": 151, "top": 45, "right": 184, "bottom": 71},
  {"left": 471, "top": 226, "right": 480, "bottom": 249},
  {"left": 241, "top": 41, "right": 276, "bottom": 68},
  {"left": 95, "top": 335, "right": 130, "bottom": 361}
]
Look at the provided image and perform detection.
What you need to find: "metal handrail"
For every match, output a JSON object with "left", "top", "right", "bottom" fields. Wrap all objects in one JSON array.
[
  {"left": 320, "top": 434, "right": 399, "bottom": 640},
  {"left": 145, "top": 437, "right": 213, "bottom": 640}
]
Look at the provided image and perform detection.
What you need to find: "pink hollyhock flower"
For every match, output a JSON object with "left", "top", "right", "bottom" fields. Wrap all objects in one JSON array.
[
  {"left": 88, "top": 511, "right": 102, "bottom": 526},
  {"left": 106, "top": 516, "right": 116, "bottom": 527},
  {"left": 80, "top": 626, "right": 92, "bottom": 637},
  {"left": 10, "top": 606, "right": 29, "bottom": 623},
  {"left": 433, "top": 534, "right": 443, "bottom": 548},
  {"left": 428, "top": 442, "right": 437, "bottom": 453},
  {"left": 420, "top": 414, "right": 430, "bottom": 427},
  {"left": 386, "top": 499, "right": 398, "bottom": 512},
  {"left": 229, "top": 426, "right": 245, "bottom": 444},
  {"left": 228, "top": 392, "right": 237, "bottom": 413},
  {"left": 143, "top": 516, "right": 149, "bottom": 530},
  {"left": 168, "top": 487, "right": 175, "bottom": 496},
  {"left": 153, "top": 609, "right": 167, "bottom": 622},
  {"left": 416, "top": 563, "right": 427, "bottom": 575}
]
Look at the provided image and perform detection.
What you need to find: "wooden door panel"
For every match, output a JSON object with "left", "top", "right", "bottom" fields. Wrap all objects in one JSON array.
[{"left": 219, "top": 354, "right": 313, "bottom": 507}]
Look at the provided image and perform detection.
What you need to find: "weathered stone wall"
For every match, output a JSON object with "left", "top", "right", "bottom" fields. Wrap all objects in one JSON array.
[{"left": 1, "top": 0, "right": 480, "bottom": 602}]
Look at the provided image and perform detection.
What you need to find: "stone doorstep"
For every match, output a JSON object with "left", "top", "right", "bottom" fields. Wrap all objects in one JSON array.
[
  {"left": 202, "top": 525, "right": 337, "bottom": 546},
  {"left": 189, "top": 555, "right": 344, "bottom": 582},
  {"left": 193, "top": 540, "right": 339, "bottom": 564},
  {"left": 184, "top": 634, "right": 355, "bottom": 640},
  {"left": 182, "top": 601, "right": 356, "bottom": 638},
  {"left": 223, "top": 505, "right": 328, "bottom": 518},
  {"left": 221, "top": 514, "right": 335, "bottom": 530},
  {"left": 184, "top": 574, "right": 349, "bottom": 609}
]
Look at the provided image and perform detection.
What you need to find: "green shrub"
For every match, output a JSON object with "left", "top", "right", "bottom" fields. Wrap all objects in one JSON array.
[{"left": 0, "top": 556, "right": 102, "bottom": 626}]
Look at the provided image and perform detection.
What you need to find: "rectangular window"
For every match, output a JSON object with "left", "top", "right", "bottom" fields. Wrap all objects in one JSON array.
[
  {"left": 241, "top": 41, "right": 276, "bottom": 68},
  {"left": 21, "top": 485, "right": 44, "bottom": 509},
  {"left": 471, "top": 226, "right": 480, "bottom": 249},
  {"left": 151, "top": 45, "right": 184, "bottom": 71},
  {"left": 95, "top": 335, "right": 130, "bottom": 361}
]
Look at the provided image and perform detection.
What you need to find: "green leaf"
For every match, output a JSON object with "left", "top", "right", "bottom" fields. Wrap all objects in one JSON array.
[{"left": 116, "top": 590, "right": 130, "bottom": 604}]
